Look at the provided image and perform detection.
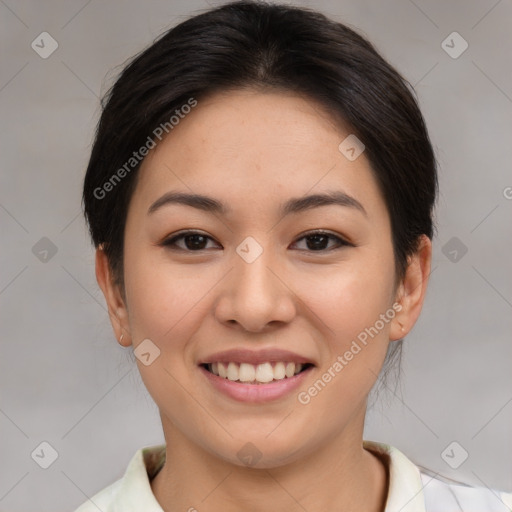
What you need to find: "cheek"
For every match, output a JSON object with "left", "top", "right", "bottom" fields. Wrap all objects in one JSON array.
[
  {"left": 294, "top": 253, "right": 396, "bottom": 415},
  {"left": 123, "top": 244, "right": 192, "bottom": 338},
  {"left": 293, "top": 278, "right": 394, "bottom": 428},
  {"left": 123, "top": 245, "right": 229, "bottom": 362},
  {"left": 295, "top": 257, "right": 396, "bottom": 346},
  {"left": 122, "top": 249, "right": 216, "bottom": 407}
]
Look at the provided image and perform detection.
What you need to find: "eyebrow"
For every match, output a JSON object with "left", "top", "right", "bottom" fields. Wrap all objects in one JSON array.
[{"left": 147, "top": 190, "right": 367, "bottom": 217}]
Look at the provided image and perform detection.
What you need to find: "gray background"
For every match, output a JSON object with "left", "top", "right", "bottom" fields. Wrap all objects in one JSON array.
[{"left": 1, "top": 0, "right": 511, "bottom": 510}]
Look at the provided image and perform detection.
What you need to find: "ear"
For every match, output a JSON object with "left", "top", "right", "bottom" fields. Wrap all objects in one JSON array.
[
  {"left": 389, "top": 235, "right": 432, "bottom": 341},
  {"left": 95, "top": 246, "right": 131, "bottom": 347}
]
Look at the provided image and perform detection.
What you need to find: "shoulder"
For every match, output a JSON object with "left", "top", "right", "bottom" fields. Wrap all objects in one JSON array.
[
  {"left": 74, "top": 479, "right": 122, "bottom": 512},
  {"left": 363, "top": 440, "right": 512, "bottom": 512},
  {"left": 73, "top": 444, "right": 166, "bottom": 512},
  {"left": 419, "top": 467, "right": 512, "bottom": 512}
]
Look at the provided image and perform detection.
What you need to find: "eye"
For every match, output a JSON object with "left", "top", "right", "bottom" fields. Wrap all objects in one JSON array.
[
  {"left": 161, "top": 230, "right": 351, "bottom": 252},
  {"left": 291, "top": 230, "right": 351, "bottom": 252},
  {"left": 161, "top": 231, "right": 222, "bottom": 251}
]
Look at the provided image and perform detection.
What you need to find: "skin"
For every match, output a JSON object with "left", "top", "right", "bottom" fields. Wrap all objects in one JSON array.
[{"left": 96, "top": 90, "right": 432, "bottom": 512}]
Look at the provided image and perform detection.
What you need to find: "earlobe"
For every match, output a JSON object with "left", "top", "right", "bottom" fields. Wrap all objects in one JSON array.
[
  {"left": 95, "top": 246, "right": 131, "bottom": 347},
  {"left": 389, "top": 235, "right": 432, "bottom": 341}
]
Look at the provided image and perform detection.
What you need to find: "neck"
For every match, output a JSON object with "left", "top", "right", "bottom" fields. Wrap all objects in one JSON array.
[{"left": 151, "top": 415, "right": 389, "bottom": 512}]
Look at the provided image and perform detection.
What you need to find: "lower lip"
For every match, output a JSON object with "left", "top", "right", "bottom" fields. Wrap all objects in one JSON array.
[{"left": 199, "top": 365, "right": 313, "bottom": 403}]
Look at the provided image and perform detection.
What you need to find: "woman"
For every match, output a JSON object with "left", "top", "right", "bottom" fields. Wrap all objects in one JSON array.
[{"left": 77, "top": 1, "right": 512, "bottom": 510}]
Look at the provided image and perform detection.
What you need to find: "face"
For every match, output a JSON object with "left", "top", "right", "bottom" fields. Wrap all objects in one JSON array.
[{"left": 98, "top": 89, "right": 429, "bottom": 467}]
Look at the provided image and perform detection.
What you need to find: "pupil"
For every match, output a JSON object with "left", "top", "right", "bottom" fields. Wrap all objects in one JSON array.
[
  {"left": 185, "top": 234, "right": 207, "bottom": 250},
  {"left": 307, "top": 234, "right": 328, "bottom": 250}
]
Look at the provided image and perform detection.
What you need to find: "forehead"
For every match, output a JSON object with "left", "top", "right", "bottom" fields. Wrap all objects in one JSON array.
[{"left": 130, "top": 90, "right": 387, "bottom": 221}]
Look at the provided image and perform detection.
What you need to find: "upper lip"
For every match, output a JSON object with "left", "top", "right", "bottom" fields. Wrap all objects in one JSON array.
[{"left": 198, "top": 348, "right": 316, "bottom": 366}]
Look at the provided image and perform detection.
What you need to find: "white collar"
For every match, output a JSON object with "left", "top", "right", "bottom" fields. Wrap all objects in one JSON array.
[{"left": 364, "top": 440, "right": 426, "bottom": 512}]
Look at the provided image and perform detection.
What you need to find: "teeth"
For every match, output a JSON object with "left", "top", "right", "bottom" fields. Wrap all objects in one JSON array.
[
  {"left": 285, "top": 362, "right": 295, "bottom": 378},
  {"left": 207, "top": 361, "right": 307, "bottom": 383},
  {"left": 255, "top": 362, "right": 274, "bottom": 383},
  {"left": 227, "top": 362, "right": 238, "bottom": 381},
  {"left": 273, "top": 361, "right": 286, "bottom": 380},
  {"left": 218, "top": 362, "right": 227, "bottom": 378},
  {"left": 239, "top": 363, "right": 256, "bottom": 382}
]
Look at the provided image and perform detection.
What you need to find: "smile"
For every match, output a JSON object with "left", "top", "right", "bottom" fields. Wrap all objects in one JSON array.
[
  {"left": 200, "top": 363, "right": 314, "bottom": 403},
  {"left": 204, "top": 361, "right": 312, "bottom": 384}
]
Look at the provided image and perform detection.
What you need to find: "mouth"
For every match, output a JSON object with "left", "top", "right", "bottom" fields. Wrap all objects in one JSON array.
[
  {"left": 201, "top": 361, "right": 314, "bottom": 385},
  {"left": 198, "top": 348, "right": 316, "bottom": 402}
]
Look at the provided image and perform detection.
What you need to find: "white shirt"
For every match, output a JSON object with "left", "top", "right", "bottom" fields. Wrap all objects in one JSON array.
[{"left": 75, "top": 440, "right": 512, "bottom": 511}]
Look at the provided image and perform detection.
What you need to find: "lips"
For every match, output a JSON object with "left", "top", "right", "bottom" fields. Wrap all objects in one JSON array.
[{"left": 199, "top": 348, "right": 315, "bottom": 366}]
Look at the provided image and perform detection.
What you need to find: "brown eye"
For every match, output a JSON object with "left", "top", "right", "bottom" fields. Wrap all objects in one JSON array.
[
  {"left": 292, "top": 231, "right": 351, "bottom": 252},
  {"left": 162, "top": 231, "right": 221, "bottom": 251}
]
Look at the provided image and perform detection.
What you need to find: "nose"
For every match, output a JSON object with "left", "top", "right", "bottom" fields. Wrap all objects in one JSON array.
[{"left": 214, "top": 247, "right": 297, "bottom": 333}]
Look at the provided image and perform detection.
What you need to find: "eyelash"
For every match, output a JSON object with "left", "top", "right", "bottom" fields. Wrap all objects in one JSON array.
[{"left": 161, "top": 230, "right": 353, "bottom": 253}]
